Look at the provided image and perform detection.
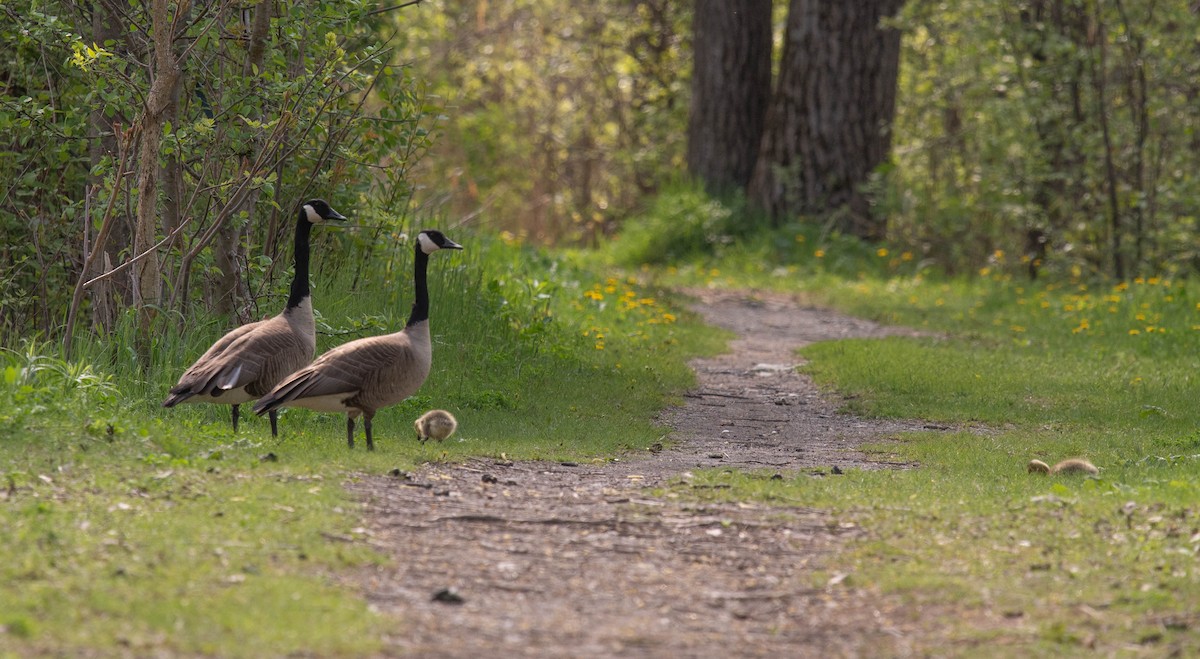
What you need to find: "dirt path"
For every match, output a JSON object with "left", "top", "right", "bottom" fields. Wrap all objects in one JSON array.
[{"left": 348, "top": 289, "right": 944, "bottom": 657}]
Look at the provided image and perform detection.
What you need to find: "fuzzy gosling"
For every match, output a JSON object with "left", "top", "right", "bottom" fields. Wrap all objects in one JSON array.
[
  {"left": 414, "top": 409, "right": 458, "bottom": 443},
  {"left": 1027, "top": 458, "right": 1099, "bottom": 476}
]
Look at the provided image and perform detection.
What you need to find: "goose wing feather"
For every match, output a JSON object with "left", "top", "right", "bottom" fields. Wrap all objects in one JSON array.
[
  {"left": 166, "top": 315, "right": 311, "bottom": 403},
  {"left": 255, "top": 332, "right": 428, "bottom": 413}
]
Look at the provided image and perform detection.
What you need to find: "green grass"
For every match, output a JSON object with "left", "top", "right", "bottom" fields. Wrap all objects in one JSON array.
[
  {"left": 606, "top": 188, "right": 1200, "bottom": 655},
  {"left": 0, "top": 230, "right": 724, "bottom": 655}
]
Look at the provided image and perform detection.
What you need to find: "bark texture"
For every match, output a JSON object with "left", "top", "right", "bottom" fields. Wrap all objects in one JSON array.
[
  {"left": 686, "top": 0, "right": 772, "bottom": 191},
  {"left": 748, "top": 0, "right": 904, "bottom": 239},
  {"left": 133, "top": 0, "right": 187, "bottom": 362}
]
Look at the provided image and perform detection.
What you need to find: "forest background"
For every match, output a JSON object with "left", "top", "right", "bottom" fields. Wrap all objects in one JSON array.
[{"left": 6, "top": 0, "right": 1200, "bottom": 354}]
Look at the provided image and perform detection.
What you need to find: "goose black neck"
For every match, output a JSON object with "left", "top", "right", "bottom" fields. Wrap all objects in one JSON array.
[
  {"left": 406, "top": 246, "right": 430, "bottom": 327},
  {"left": 287, "top": 210, "right": 313, "bottom": 309}
]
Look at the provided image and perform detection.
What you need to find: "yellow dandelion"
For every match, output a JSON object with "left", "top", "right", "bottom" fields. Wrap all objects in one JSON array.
[
  {"left": 1010, "top": 325, "right": 1026, "bottom": 333},
  {"left": 814, "top": 249, "right": 825, "bottom": 258},
  {"left": 1148, "top": 277, "right": 1160, "bottom": 285},
  {"left": 1128, "top": 329, "right": 1141, "bottom": 336},
  {"left": 795, "top": 234, "right": 806, "bottom": 243},
  {"left": 901, "top": 251, "right": 914, "bottom": 262},
  {"left": 876, "top": 248, "right": 889, "bottom": 258},
  {"left": 1115, "top": 282, "right": 1129, "bottom": 292},
  {"left": 1135, "top": 313, "right": 1146, "bottom": 321},
  {"left": 979, "top": 267, "right": 991, "bottom": 277},
  {"left": 662, "top": 313, "right": 677, "bottom": 323},
  {"left": 994, "top": 249, "right": 1005, "bottom": 260}
]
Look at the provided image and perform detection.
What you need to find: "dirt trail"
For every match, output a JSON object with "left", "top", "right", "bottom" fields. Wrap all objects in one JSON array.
[{"left": 348, "top": 289, "right": 944, "bottom": 657}]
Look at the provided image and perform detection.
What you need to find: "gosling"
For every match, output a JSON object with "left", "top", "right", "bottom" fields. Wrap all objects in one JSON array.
[
  {"left": 414, "top": 409, "right": 458, "bottom": 443},
  {"left": 1027, "top": 458, "right": 1099, "bottom": 476}
]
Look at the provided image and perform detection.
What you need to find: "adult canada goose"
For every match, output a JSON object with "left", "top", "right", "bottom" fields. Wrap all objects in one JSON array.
[
  {"left": 414, "top": 409, "right": 458, "bottom": 443},
  {"left": 162, "top": 199, "right": 347, "bottom": 435},
  {"left": 252, "top": 230, "right": 462, "bottom": 450}
]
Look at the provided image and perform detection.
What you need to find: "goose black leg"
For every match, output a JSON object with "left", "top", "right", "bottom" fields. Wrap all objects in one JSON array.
[
  {"left": 269, "top": 410, "right": 279, "bottom": 438},
  {"left": 232, "top": 404, "right": 240, "bottom": 432},
  {"left": 365, "top": 413, "right": 375, "bottom": 451},
  {"left": 347, "top": 417, "right": 355, "bottom": 449}
]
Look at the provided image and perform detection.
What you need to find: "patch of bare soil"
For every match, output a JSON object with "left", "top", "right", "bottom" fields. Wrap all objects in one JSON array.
[{"left": 347, "top": 289, "right": 954, "bottom": 657}]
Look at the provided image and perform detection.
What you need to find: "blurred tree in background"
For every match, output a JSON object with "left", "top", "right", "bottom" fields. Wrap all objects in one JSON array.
[
  {"left": 887, "top": 1, "right": 1200, "bottom": 279},
  {"left": 393, "top": 0, "right": 690, "bottom": 244}
]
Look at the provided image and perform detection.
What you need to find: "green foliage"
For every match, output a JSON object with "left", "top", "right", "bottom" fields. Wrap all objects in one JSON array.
[
  {"left": 0, "top": 341, "right": 118, "bottom": 435},
  {"left": 0, "top": 231, "right": 722, "bottom": 653},
  {"left": 886, "top": 2, "right": 1200, "bottom": 277},
  {"left": 393, "top": 0, "right": 691, "bottom": 242},
  {"left": 0, "top": 0, "right": 434, "bottom": 349},
  {"left": 608, "top": 182, "right": 1200, "bottom": 651},
  {"left": 609, "top": 181, "right": 759, "bottom": 265}
]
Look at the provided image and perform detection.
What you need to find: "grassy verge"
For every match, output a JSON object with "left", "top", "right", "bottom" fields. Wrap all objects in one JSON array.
[
  {"left": 611, "top": 188, "right": 1200, "bottom": 654},
  {"left": 0, "top": 230, "right": 723, "bottom": 655}
]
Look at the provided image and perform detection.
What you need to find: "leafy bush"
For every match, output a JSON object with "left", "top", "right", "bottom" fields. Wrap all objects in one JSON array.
[{"left": 611, "top": 183, "right": 764, "bottom": 266}]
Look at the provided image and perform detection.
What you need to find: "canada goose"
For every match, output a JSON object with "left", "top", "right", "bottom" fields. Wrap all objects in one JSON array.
[
  {"left": 162, "top": 199, "right": 347, "bottom": 435},
  {"left": 1027, "top": 458, "right": 1099, "bottom": 475},
  {"left": 252, "top": 230, "right": 462, "bottom": 450},
  {"left": 414, "top": 409, "right": 458, "bottom": 443}
]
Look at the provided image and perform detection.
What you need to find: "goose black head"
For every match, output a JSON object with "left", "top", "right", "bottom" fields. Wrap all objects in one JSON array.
[
  {"left": 301, "top": 199, "right": 347, "bottom": 224},
  {"left": 416, "top": 230, "right": 463, "bottom": 254}
]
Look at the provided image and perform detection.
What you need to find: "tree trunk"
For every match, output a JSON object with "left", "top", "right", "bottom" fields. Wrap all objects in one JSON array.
[
  {"left": 748, "top": 0, "right": 904, "bottom": 240},
  {"left": 133, "top": 0, "right": 187, "bottom": 363},
  {"left": 686, "top": 0, "right": 772, "bottom": 192}
]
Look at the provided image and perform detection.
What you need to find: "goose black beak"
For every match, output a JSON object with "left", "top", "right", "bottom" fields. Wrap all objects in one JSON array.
[
  {"left": 444, "top": 239, "right": 463, "bottom": 250},
  {"left": 326, "top": 209, "right": 348, "bottom": 221}
]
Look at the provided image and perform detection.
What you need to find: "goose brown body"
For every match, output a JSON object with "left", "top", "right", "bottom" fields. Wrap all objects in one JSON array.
[
  {"left": 254, "top": 230, "right": 461, "bottom": 450},
  {"left": 163, "top": 299, "right": 316, "bottom": 406},
  {"left": 163, "top": 199, "right": 345, "bottom": 435},
  {"left": 254, "top": 323, "right": 431, "bottom": 417}
]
